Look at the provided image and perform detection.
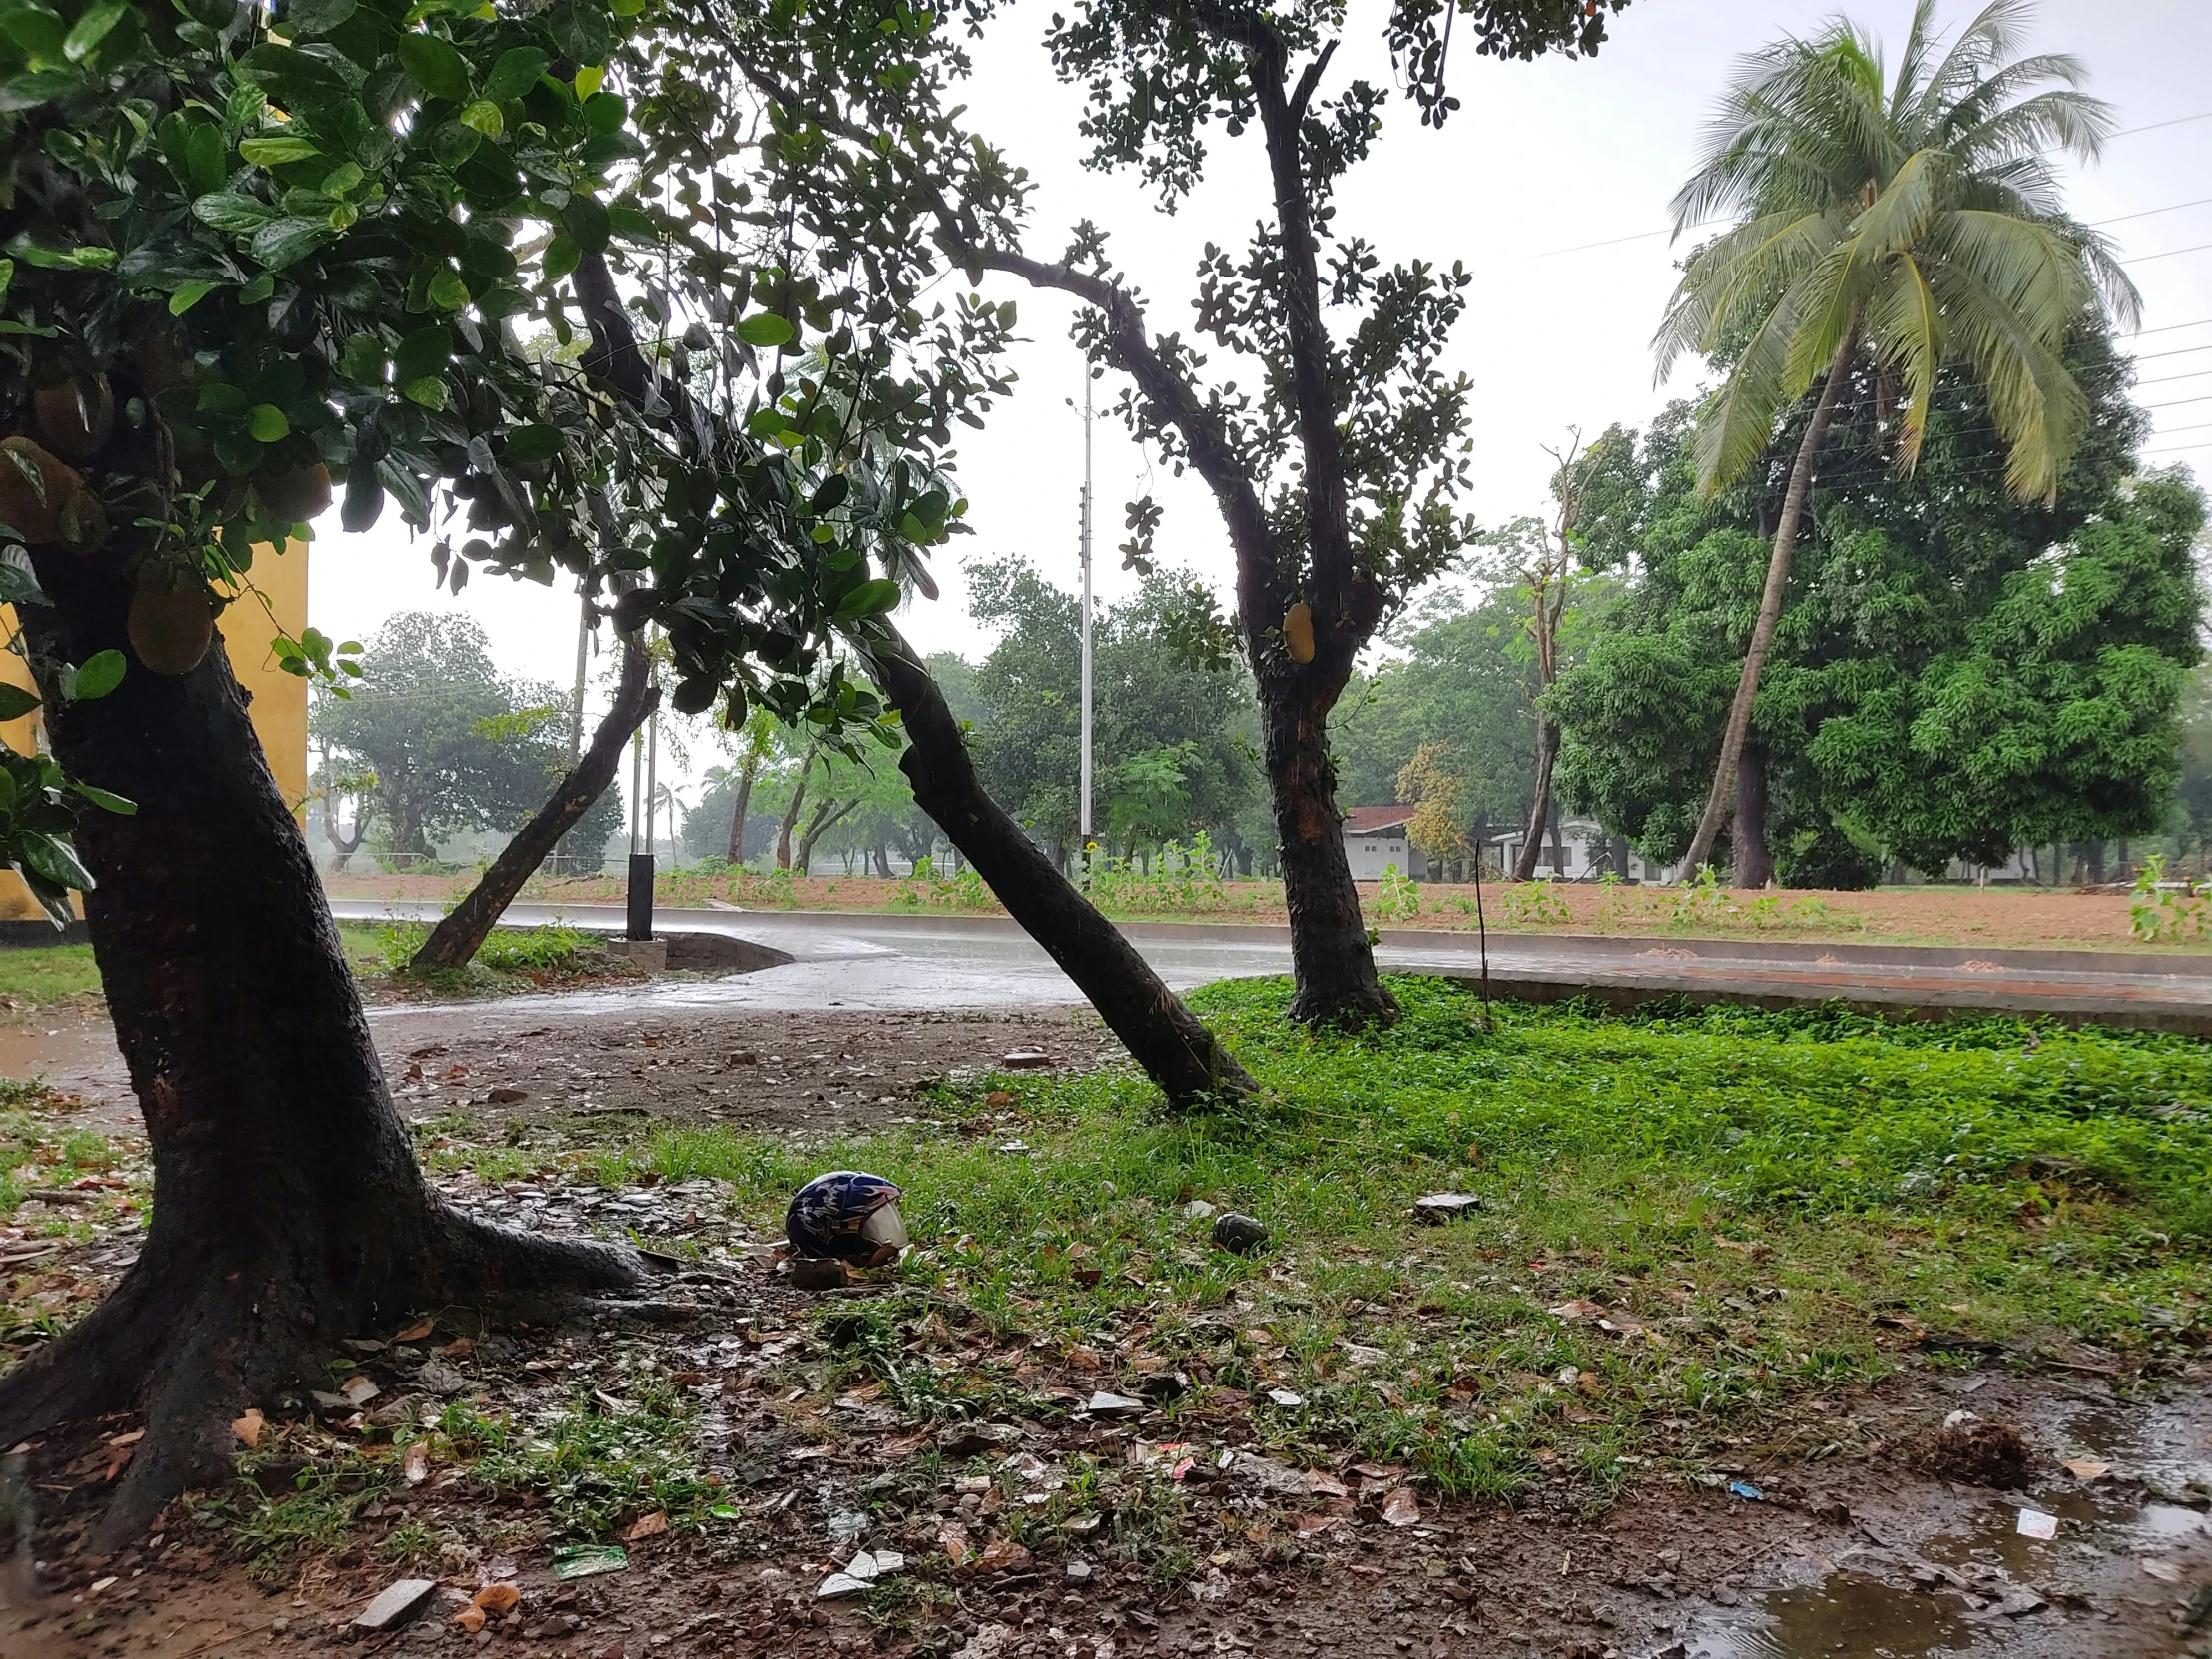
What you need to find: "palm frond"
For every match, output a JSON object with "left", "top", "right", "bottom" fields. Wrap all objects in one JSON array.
[
  {"left": 1949, "top": 85, "right": 2115, "bottom": 168},
  {"left": 1657, "top": 209, "right": 1845, "bottom": 376},
  {"left": 1888, "top": 0, "right": 1946, "bottom": 125},
  {"left": 1937, "top": 209, "right": 2096, "bottom": 346},
  {"left": 1932, "top": 255, "right": 2088, "bottom": 501},
  {"left": 1865, "top": 252, "right": 1944, "bottom": 469},
  {"left": 1783, "top": 241, "right": 1872, "bottom": 395},
  {"left": 1852, "top": 147, "right": 1949, "bottom": 256},
  {"left": 1692, "top": 286, "right": 1803, "bottom": 493}
]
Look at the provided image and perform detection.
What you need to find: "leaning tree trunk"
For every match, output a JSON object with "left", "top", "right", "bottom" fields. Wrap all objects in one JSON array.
[
  {"left": 411, "top": 636, "right": 658, "bottom": 970},
  {"left": 793, "top": 797, "right": 853, "bottom": 876},
  {"left": 0, "top": 558, "right": 644, "bottom": 1549},
  {"left": 869, "top": 630, "right": 1254, "bottom": 1108},
  {"left": 1259, "top": 670, "right": 1397, "bottom": 1027},
  {"left": 1682, "top": 325, "right": 1859, "bottom": 873},
  {"left": 776, "top": 744, "right": 818, "bottom": 871},
  {"left": 1733, "top": 739, "right": 1774, "bottom": 889},
  {"left": 1511, "top": 715, "right": 1559, "bottom": 883},
  {"left": 725, "top": 760, "right": 758, "bottom": 865}
]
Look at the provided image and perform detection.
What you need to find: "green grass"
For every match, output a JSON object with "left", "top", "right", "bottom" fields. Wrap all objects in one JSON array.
[
  {"left": 0, "top": 921, "right": 631, "bottom": 1010},
  {"left": 482, "top": 977, "right": 2212, "bottom": 1502}
]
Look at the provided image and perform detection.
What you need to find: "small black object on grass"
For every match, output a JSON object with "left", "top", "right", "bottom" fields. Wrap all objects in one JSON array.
[{"left": 1212, "top": 1212, "right": 1269, "bottom": 1254}]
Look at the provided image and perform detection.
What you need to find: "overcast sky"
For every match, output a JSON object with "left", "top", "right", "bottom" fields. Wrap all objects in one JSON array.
[{"left": 306, "top": 0, "right": 2212, "bottom": 815}]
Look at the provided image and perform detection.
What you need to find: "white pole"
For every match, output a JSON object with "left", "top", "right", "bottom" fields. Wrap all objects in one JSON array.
[{"left": 1079, "top": 374, "right": 1094, "bottom": 843}]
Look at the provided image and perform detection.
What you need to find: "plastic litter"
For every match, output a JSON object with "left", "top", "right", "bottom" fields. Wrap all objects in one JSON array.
[
  {"left": 1727, "top": 1479, "right": 1765, "bottom": 1501},
  {"left": 2016, "top": 1508, "right": 2058, "bottom": 1540},
  {"left": 550, "top": 1544, "right": 629, "bottom": 1580}
]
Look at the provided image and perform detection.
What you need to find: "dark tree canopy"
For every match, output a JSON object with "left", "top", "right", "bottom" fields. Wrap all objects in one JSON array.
[{"left": 1552, "top": 325, "right": 2208, "bottom": 880}]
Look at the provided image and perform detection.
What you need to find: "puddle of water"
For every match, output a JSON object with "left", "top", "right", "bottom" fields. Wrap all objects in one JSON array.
[{"left": 1694, "top": 1571, "right": 1974, "bottom": 1657}]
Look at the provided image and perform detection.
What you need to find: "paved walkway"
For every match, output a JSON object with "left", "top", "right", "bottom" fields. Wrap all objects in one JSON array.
[{"left": 331, "top": 900, "right": 2212, "bottom": 1036}]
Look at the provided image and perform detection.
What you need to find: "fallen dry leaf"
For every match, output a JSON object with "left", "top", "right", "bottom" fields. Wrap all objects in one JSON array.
[
  {"left": 393, "top": 1319, "right": 435, "bottom": 1343},
  {"left": 402, "top": 1443, "right": 430, "bottom": 1485},
  {"left": 452, "top": 1605, "right": 485, "bottom": 1634},
  {"left": 974, "top": 1535, "right": 1032, "bottom": 1574},
  {"left": 1381, "top": 1488, "right": 1421, "bottom": 1527},
  {"left": 623, "top": 1511, "right": 669, "bottom": 1541},
  {"left": 1548, "top": 1299, "right": 1606, "bottom": 1321},
  {"left": 472, "top": 1584, "right": 521, "bottom": 1614},
  {"left": 2062, "top": 1458, "right": 2112, "bottom": 1481},
  {"left": 231, "top": 1408, "right": 263, "bottom": 1449},
  {"left": 938, "top": 1521, "right": 973, "bottom": 1567}
]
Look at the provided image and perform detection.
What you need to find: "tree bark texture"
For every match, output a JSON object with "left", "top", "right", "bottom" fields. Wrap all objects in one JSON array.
[
  {"left": 1261, "top": 674, "right": 1395, "bottom": 1026},
  {"left": 1733, "top": 739, "right": 1774, "bottom": 889},
  {"left": 0, "top": 555, "right": 643, "bottom": 1547},
  {"left": 793, "top": 795, "right": 853, "bottom": 875},
  {"left": 869, "top": 630, "right": 1255, "bottom": 1108},
  {"left": 1511, "top": 716, "right": 1558, "bottom": 883},
  {"left": 1683, "top": 324, "right": 1860, "bottom": 873},
  {"left": 776, "top": 743, "right": 818, "bottom": 871},
  {"left": 725, "top": 763, "right": 758, "bottom": 865},
  {"left": 412, "top": 637, "right": 658, "bottom": 970}
]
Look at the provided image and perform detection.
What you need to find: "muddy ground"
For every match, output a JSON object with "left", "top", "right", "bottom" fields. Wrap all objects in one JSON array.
[
  {"left": 11, "top": 1002, "right": 1124, "bottom": 1141},
  {"left": 2, "top": 1009, "right": 2210, "bottom": 1659},
  {"left": 2, "top": 1238, "right": 2208, "bottom": 1659}
]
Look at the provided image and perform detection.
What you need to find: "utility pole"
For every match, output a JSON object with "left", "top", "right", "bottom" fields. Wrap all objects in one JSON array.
[
  {"left": 568, "top": 585, "right": 590, "bottom": 766},
  {"left": 1078, "top": 373, "right": 1094, "bottom": 843}
]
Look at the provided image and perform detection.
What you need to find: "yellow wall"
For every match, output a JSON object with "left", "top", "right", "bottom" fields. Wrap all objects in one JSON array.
[{"left": 0, "top": 541, "right": 309, "bottom": 921}]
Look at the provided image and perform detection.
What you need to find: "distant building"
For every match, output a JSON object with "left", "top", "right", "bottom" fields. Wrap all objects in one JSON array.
[
  {"left": 1492, "top": 817, "right": 1679, "bottom": 884},
  {"left": 1340, "top": 806, "right": 1428, "bottom": 881}
]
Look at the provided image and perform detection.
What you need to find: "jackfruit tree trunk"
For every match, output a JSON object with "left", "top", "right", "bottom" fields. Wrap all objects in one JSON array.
[
  {"left": 1260, "top": 670, "right": 1397, "bottom": 1028},
  {"left": 870, "top": 629, "right": 1254, "bottom": 1109},
  {"left": 411, "top": 636, "right": 657, "bottom": 971},
  {"left": 0, "top": 549, "right": 642, "bottom": 1549},
  {"left": 725, "top": 763, "right": 757, "bottom": 865}
]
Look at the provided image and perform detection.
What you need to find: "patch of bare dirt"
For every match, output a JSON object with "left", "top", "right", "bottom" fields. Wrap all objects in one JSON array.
[{"left": 2, "top": 1288, "right": 2207, "bottom": 1659}]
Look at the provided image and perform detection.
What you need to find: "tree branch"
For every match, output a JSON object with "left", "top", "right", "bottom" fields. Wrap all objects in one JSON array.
[{"left": 735, "top": 62, "right": 1280, "bottom": 607}]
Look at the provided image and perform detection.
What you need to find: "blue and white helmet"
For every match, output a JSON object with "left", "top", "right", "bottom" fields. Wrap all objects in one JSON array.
[{"left": 786, "top": 1170, "right": 907, "bottom": 1263}]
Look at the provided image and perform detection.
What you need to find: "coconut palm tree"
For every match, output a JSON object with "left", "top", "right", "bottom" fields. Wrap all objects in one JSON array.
[{"left": 1655, "top": 0, "right": 2139, "bottom": 877}]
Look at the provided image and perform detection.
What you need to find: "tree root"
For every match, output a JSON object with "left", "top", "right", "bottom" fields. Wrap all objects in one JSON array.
[{"left": 0, "top": 1199, "right": 652, "bottom": 1552}]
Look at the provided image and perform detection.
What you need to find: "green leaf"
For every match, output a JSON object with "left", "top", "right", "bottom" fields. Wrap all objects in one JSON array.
[
  {"left": 502, "top": 423, "right": 563, "bottom": 463},
  {"left": 834, "top": 578, "right": 901, "bottom": 621},
  {"left": 392, "top": 324, "right": 450, "bottom": 382},
  {"left": 0, "top": 683, "right": 39, "bottom": 721},
  {"left": 17, "top": 830, "right": 92, "bottom": 892},
  {"left": 541, "top": 234, "right": 580, "bottom": 281},
  {"left": 581, "top": 91, "right": 626, "bottom": 134},
  {"left": 239, "top": 133, "right": 322, "bottom": 167},
  {"left": 285, "top": 0, "right": 358, "bottom": 35},
  {"left": 184, "top": 121, "right": 226, "bottom": 197},
  {"left": 338, "top": 332, "right": 387, "bottom": 383},
  {"left": 426, "top": 267, "right": 470, "bottom": 310},
  {"left": 606, "top": 204, "right": 656, "bottom": 242},
  {"left": 397, "top": 32, "right": 470, "bottom": 103},
  {"left": 480, "top": 45, "right": 548, "bottom": 103},
  {"left": 458, "top": 99, "right": 502, "bottom": 138},
  {"left": 61, "top": 0, "right": 126, "bottom": 62},
  {"left": 168, "top": 280, "right": 220, "bottom": 316},
  {"left": 249, "top": 216, "right": 336, "bottom": 271},
  {"left": 72, "top": 649, "right": 125, "bottom": 700},
  {"left": 193, "top": 192, "right": 281, "bottom": 234},
  {"left": 70, "top": 781, "right": 135, "bottom": 815},
  {"left": 736, "top": 313, "right": 794, "bottom": 348},
  {"left": 248, "top": 404, "right": 291, "bottom": 442},
  {"left": 809, "top": 473, "right": 850, "bottom": 514},
  {"left": 399, "top": 375, "right": 446, "bottom": 410}
]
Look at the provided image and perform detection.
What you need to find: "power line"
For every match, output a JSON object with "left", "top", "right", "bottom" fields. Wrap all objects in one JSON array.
[
  {"left": 2148, "top": 420, "right": 2212, "bottom": 436},
  {"left": 2142, "top": 393, "right": 2212, "bottom": 410},
  {"left": 2130, "top": 241, "right": 2212, "bottom": 265},
  {"left": 2132, "top": 342, "right": 2212, "bottom": 362},
  {"left": 2137, "top": 368, "right": 2212, "bottom": 387},
  {"left": 1526, "top": 113, "right": 2212, "bottom": 261},
  {"left": 2126, "top": 316, "right": 2212, "bottom": 338}
]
